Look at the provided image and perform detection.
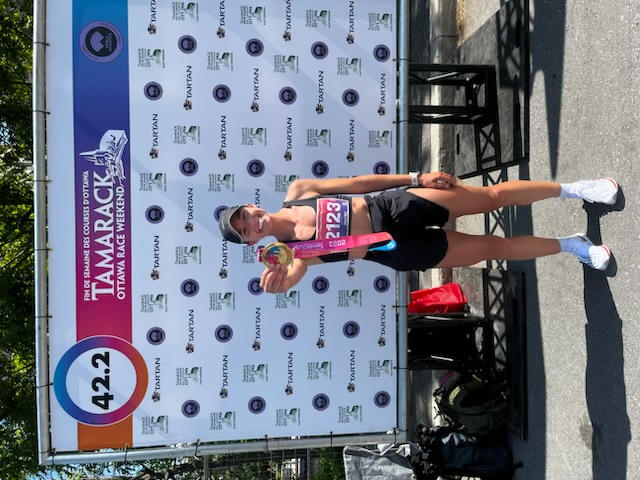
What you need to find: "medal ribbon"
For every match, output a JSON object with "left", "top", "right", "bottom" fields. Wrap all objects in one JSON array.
[{"left": 288, "top": 232, "right": 394, "bottom": 258}]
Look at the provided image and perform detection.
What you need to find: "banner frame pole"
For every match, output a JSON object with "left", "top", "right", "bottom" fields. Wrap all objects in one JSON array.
[
  {"left": 33, "top": 0, "right": 52, "bottom": 466},
  {"left": 396, "top": 0, "right": 410, "bottom": 445},
  {"left": 39, "top": 432, "right": 401, "bottom": 465}
]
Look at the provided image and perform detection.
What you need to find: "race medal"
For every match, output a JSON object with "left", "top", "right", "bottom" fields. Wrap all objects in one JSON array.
[{"left": 260, "top": 242, "right": 294, "bottom": 267}]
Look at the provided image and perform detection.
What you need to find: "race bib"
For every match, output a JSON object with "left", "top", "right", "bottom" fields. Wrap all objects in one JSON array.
[{"left": 316, "top": 198, "right": 349, "bottom": 239}]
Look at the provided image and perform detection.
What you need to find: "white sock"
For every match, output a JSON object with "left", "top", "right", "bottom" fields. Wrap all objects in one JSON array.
[
  {"left": 559, "top": 182, "right": 581, "bottom": 199},
  {"left": 558, "top": 236, "right": 574, "bottom": 253}
]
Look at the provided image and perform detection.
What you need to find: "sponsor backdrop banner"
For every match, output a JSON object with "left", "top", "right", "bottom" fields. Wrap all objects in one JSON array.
[{"left": 47, "top": 0, "right": 398, "bottom": 452}]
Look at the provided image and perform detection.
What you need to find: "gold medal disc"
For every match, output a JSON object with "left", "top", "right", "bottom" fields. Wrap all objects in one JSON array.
[{"left": 260, "top": 242, "right": 294, "bottom": 267}]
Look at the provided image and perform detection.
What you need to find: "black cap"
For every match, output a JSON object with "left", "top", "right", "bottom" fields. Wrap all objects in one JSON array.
[{"left": 218, "top": 205, "right": 244, "bottom": 243}]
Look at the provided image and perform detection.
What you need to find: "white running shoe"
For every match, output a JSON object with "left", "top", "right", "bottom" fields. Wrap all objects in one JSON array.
[
  {"left": 563, "top": 234, "right": 611, "bottom": 271},
  {"left": 572, "top": 178, "right": 619, "bottom": 205}
]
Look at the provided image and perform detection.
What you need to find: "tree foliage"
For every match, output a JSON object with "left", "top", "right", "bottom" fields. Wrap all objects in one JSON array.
[{"left": 0, "top": 0, "right": 39, "bottom": 478}]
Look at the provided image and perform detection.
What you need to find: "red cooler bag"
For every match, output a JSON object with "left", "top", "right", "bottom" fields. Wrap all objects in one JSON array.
[{"left": 408, "top": 282, "right": 468, "bottom": 314}]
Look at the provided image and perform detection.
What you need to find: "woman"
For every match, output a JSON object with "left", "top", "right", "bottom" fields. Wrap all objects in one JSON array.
[{"left": 218, "top": 172, "right": 618, "bottom": 293}]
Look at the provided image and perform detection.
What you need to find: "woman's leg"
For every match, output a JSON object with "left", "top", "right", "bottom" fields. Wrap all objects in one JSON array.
[
  {"left": 407, "top": 181, "right": 561, "bottom": 219},
  {"left": 435, "top": 230, "right": 561, "bottom": 268}
]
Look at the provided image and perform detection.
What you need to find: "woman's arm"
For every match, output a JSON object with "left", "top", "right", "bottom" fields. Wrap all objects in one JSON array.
[
  {"left": 284, "top": 172, "right": 456, "bottom": 200},
  {"left": 259, "top": 257, "right": 322, "bottom": 293}
]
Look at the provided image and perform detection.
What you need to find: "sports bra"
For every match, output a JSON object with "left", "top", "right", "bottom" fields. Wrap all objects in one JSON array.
[{"left": 281, "top": 195, "right": 352, "bottom": 262}]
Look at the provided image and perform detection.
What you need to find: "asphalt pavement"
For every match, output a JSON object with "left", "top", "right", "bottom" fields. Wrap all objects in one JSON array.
[{"left": 418, "top": 0, "right": 640, "bottom": 478}]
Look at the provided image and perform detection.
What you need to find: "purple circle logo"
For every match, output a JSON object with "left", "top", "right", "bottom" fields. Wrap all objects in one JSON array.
[
  {"left": 343, "top": 321, "right": 360, "bottom": 338},
  {"left": 279, "top": 87, "right": 297, "bottom": 105},
  {"left": 80, "top": 21, "right": 124, "bottom": 63},
  {"left": 146, "top": 205, "right": 164, "bottom": 223},
  {"left": 214, "top": 205, "right": 228, "bottom": 222},
  {"left": 374, "top": 276, "right": 391, "bottom": 293},
  {"left": 215, "top": 325, "right": 233, "bottom": 343},
  {"left": 247, "top": 159, "right": 265, "bottom": 177},
  {"left": 178, "top": 35, "right": 197, "bottom": 53},
  {"left": 280, "top": 323, "right": 298, "bottom": 340},
  {"left": 374, "top": 162, "right": 390, "bottom": 175},
  {"left": 374, "top": 45, "right": 391, "bottom": 62},
  {"left": 312, "top": 161, "right": 329, "bottom": 178},
  {"left": 182, "top": 400, "right": 200, "bottom": 417},
  {"left": 180, "top": 279, "right": 199, "bottom": 297},
  {"left": 180, "top": 158, "right": 198, "bottom": 176},
  {"left": 248, "top": 396, "right": 266, "bottom": 414},
  {"left": 248, "top": 278, "right": 264, "bottom": 295},
  {"left": 312, "top": 277, "right": 330, "bottom": 293},
  {"left": 311, "top": 42, "right": 329, "bottom": 59},
  {"left": 147, "top": 327, "right": 166, "bottom": 345},
  {"left": 246, "top": 39, "right": 264, "bottom": 56},
  {"left": 144, "top": 82, "right": 163, "bottom": 100},
  {"left": 213, "top": 84, "right": 231, "bottom": 103},
  {"left": 312, "top": 394, "right": 330, "bottom": 411},
  {"left": 342, "top": 89, "right": 360, "bottom": 106},
  {"left": 374, "top": 391, "right": 391, "bottom": 407}
]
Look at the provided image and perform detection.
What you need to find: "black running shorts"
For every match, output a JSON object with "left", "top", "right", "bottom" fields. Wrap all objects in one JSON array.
[{"left": 363, "top": 189, "right": 449, "bottom": 271}]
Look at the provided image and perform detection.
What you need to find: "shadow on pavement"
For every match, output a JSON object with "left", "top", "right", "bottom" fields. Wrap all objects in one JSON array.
[
  {"left": 507, "top": 163, "right": 546, "bottom": 480},
  {"left": 530, "top": 0, "right": 567, "bottom": 178},
  {"left": 583, "top": 204, "right": 630, "bottom": 479}
]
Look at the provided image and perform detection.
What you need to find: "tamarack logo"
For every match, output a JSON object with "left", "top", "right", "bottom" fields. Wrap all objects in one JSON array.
[
  {"left": 276, "top": 407, "right": 300, "bottom": 426},
  {"left": 172, "top": 2, "right": 199, "bottom": 21},
  {"left": 173, "top": 125, "right": 200, "bottom": 144},
  {"left": 368, "top": 12, "right": 393, "bottom": 31},
  {"left": 338, "top": 405, "right": 362, "bottom": 423},
  {"left": 369, "top": 359, "right": 393, "bottom": 377},
  {"left": 306, "top": 128, "right": 331, "bottom": 147},
  {"left": 176, "top": 366, "right": 203, "bottom": 385},
  {"left": 209, "top": 291, "right": 235, "bottom": 311},
  {"left": 140, "top": 294, "right": 167, "bottom": 313},
  {"left": 79, "top": 130, "right": 128, "bottom": 302},
  {"left": 241, "top": 127, "right": 267, "bottom": 146},
  {"left": 207, "top": 51, "right": 233, "bottom": 71},
  {"left": 305, "top": 9, "right": 331, "bottom": 28},
  {"left": 243, "top": 363, "right": 268, "bottom": 382},
  {"left": 175, "top": 245, "right": 201, "bottom": 265},
  {"left": 139, "top": 172, "right": 165, "bottom": 192},
  {"left": 338, "top": 289, "right": 362, "bottom": 307},
  {"left": 209, "top": 173, "right": 234, "bottom": 192},
  {"left": 307, "top": 361, "right": 332, "bottom": 380},
  {"left": 276, "top": 290, "right": 300, "bottom": 309},
  {"left": 142, "top": 415, "right": 169, "bottom": 434},
  {"left": 240, "top": 6, "right": 266, "bottom": 25},
  {"left": 138, "top": 48, "right": 165, "bottom": 68},
  {"left": 210, "top": 411, "right": 236, "bottom": 430}
]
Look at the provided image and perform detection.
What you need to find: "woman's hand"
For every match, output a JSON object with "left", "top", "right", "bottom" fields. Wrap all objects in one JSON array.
[
  {"left": 259, "top": 264, "right": 289, "bottom": 293},
  {"left": 259, "top": 258, "right": 309, "bottom": 294},
  {"left": 419, "top": 171, "right": 459, "bottom": 189}
]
